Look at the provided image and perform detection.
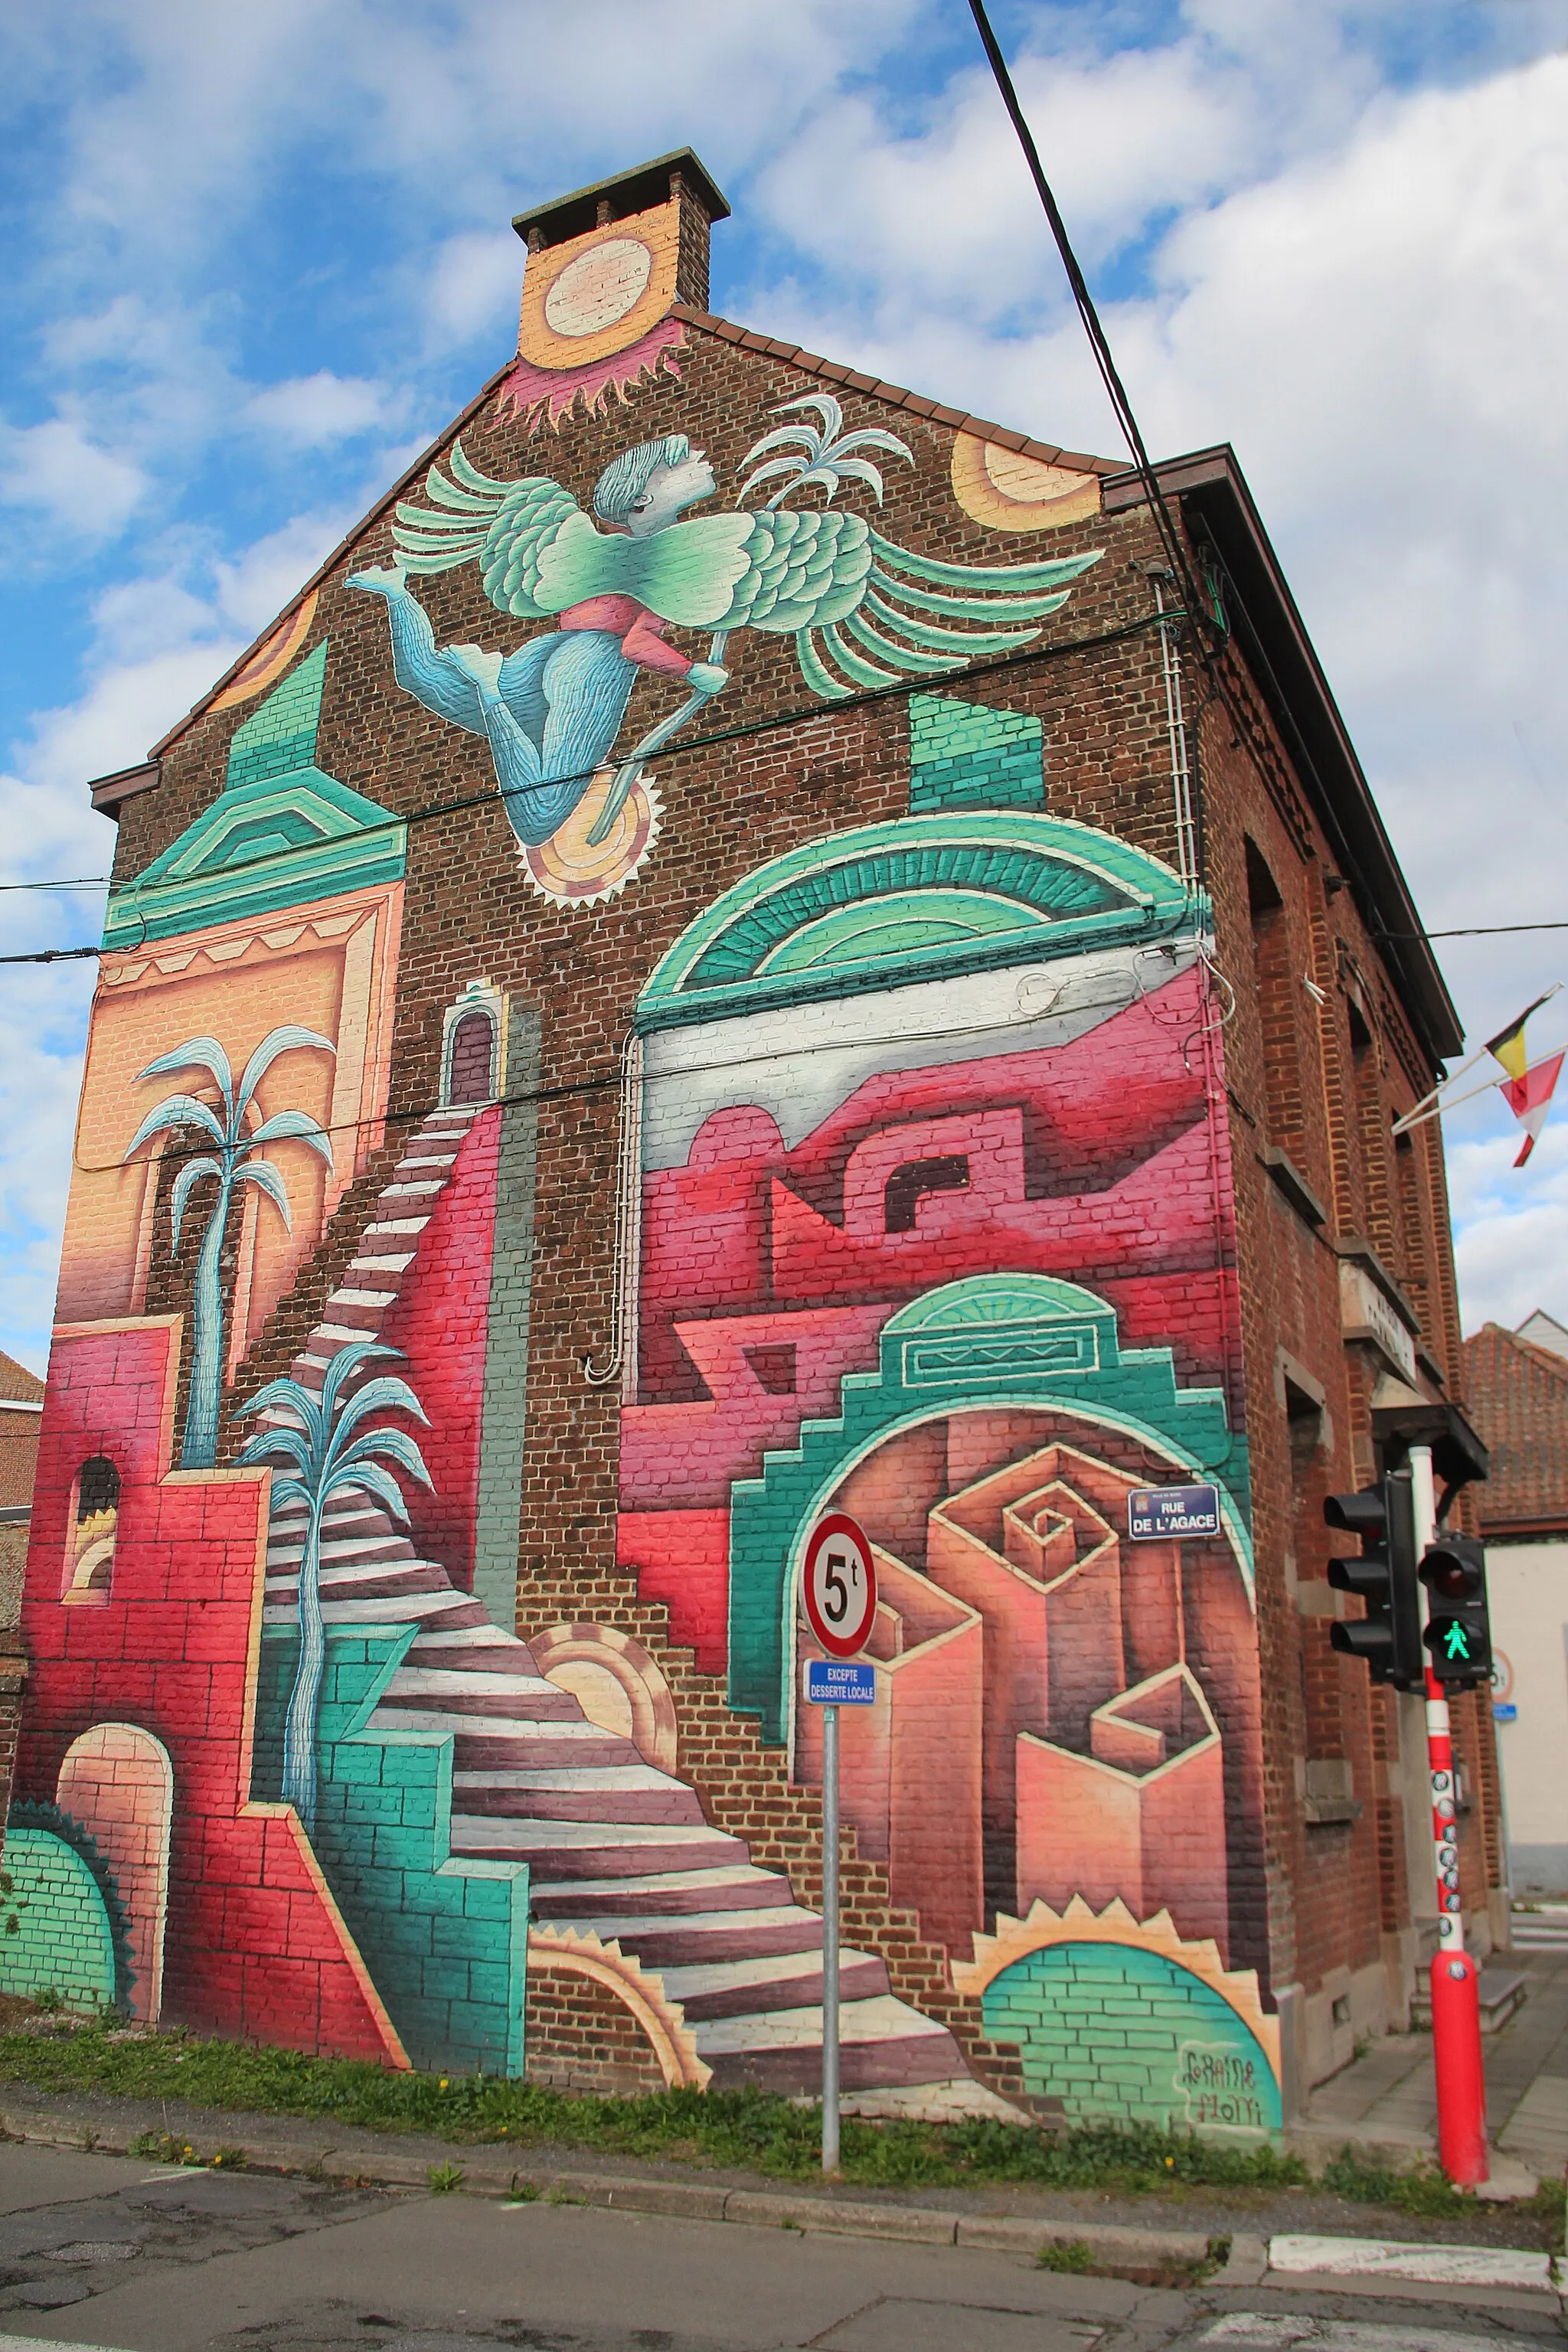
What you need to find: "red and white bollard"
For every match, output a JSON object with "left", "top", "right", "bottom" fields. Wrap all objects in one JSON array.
[
  {"left": 1430, "top": 1948, "right": 1488, "bottom": 2187},
  {"left": 1411, "top": 1445, "right": 1489, "bottom": 2187}
]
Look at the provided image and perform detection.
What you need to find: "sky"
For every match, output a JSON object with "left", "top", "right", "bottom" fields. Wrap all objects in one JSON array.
[{"left": 2, "top": 0, "right": 1567, "bottom": 1377}]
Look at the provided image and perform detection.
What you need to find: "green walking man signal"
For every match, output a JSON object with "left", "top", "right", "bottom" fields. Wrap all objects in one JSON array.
[{"left": 1419, "top": 1531, "right": 1491, "bottom": 1688}]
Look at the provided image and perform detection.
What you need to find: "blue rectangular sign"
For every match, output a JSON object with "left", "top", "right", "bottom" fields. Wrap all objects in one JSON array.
[
  {"left": 805, "top": 1660, "right": 876, "bottom": 1706},
  {"left": 1494, "top": 1702, "right": 1518, "bottom": 1724},
  {"left": 1127, "top": 1482, "right": 1222, "bottom": 1541}
]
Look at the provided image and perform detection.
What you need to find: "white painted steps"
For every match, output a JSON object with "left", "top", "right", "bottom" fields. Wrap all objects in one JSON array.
[{"left": 250, "top": 1093, "right": 969, "bottom": 2096}]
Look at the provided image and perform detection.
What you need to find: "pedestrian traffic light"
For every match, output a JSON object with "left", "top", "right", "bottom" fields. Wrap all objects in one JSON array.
[
  {"left": 1325, "top": 1471, "right": 1422, "bottom": 1688},
  {"left": 1419, "top": 1533, "right": 1491, "bottom": 1687}
]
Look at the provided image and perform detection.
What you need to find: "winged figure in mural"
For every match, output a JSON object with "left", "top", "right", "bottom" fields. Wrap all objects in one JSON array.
[{"left": 349, "top": 396, "right": 1102, "bottom": 854}]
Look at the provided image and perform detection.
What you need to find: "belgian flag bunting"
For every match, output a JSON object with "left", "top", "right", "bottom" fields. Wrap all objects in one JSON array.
[{"left": 1485, "top": 992, "right": 1564, "bottom": 1165}]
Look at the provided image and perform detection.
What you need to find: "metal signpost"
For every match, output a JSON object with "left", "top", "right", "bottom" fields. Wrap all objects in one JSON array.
[{"left": 801, "top": 1510, "right": 877, "bottom": 2177}]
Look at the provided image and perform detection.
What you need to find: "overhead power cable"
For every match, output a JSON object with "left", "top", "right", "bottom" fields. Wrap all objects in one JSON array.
[
  {"left": 965, "top": 0, "right": 1206, "bottom": 627},
  {"left": 0, "top": 607, "right": 1191, "bottom": 969}
]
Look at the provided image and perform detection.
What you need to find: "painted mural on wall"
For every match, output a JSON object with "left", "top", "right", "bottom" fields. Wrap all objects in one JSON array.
[
  {"left": 612, "top": 695, "right": 1273, "bottom": 2122},
  {"left": 353, "top": 399, "right": 1100, "bottom": 904},
  {"left": 16, "top": 248, "right": 1281, "bottom": 2135}
]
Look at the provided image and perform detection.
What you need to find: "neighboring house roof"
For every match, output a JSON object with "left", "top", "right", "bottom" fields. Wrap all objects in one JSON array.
[
  {"left": 0, "top": 1350, "right": 44, "bottom": 1409},
  {"left": 1463, "top": 1321, "right": 1568, "bottom": 1534},
  {"left": 1517, "top": 1308, "right": 1568, "bottom": 1364}
]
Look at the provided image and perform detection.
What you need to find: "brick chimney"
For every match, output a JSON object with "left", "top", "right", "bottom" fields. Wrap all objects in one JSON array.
[{"left": 512, "top": 149, "right": 729, "bottom": 313}]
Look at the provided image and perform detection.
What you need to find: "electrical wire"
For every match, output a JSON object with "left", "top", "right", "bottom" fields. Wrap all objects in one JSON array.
[
  {"left": 965, "top": 0, "right": 1207, "bottom": 632},
  {"left": 0, "top": 877, "right": 109, "bottom": 892},
  {"left": 0, "top": 606, "right": 1191, "bottom": 969},
  {"left": 70, "top": 948, "right": 1212, "bottom": 1175}
]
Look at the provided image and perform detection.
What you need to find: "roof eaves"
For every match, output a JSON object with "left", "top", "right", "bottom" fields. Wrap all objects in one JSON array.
[
  {"left": 1102, "top": 446, "right": 1463, "bottom": 1069},
  {"left": 671, "top": 306, "right": 1123, "bottom": 476}
]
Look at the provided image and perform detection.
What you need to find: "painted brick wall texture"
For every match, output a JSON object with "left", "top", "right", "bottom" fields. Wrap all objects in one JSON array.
[
  {"left": 982, "top": 1943, "right": 1281, "bottom": 2134},
  {"left": 18, "top": 182, "right": 1489, "bottom": 2118},
  {"left": 0, "top": 1827, "right": 117, "bottom": 2011}
]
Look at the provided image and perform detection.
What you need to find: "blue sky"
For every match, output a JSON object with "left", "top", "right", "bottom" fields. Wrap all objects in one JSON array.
[{"left": 3, "top": 0, "right": 1568, "bottom": 1372}]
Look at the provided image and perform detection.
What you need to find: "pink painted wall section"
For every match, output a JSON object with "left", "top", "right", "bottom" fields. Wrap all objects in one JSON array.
[
  {"left": 616, "top": 1508, "right": 730, "bottom": 1674},
  {"left": 19, "top": 1318, "right": 405, "bottom": 2065},
  {"left": 377, "top": 1105, "right": 501, "bottom": 1591}
]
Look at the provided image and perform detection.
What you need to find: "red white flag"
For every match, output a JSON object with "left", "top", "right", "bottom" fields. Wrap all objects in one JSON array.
[{"left": 1501, "top": 1050, "right": 1564, "bottom": 1165}]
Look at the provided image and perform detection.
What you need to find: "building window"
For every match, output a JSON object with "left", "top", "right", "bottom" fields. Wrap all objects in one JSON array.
[
  {"left": 439, "top": 982, "right": 504, "bottom": 1107},
  {"left": 1245, "top": 839, "right": 1298, "bottom": 1152},
  {"left": 1395, "top": 1132, "right": 1429, "bottom": 1318},
  {"left": 1348, "top": 998, "right": 1393, "bottom": 1258},
  {"left": 63, "top": 1456, "right": 119, "bottom": 1605}
]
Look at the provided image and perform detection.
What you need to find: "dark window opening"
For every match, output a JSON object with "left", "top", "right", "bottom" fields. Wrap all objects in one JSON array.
[
  {"left": 1284, "top": 1375, "right": 1325, "bottom": 1478},
  {"left": 1348, "top": 999, "right": 1394, "bottom": 1255},
  {"left": 1396, "top": 1132, "right": 1429, "bottom": 1308},
  {"left": 64, "top": 1455, "right": 119, "bottom": 1602},
  {"left": 1245, "top": 839, "right": 1299, "bottom": 1152},
  {"left": 884, "top": 1155, "right": 971, "bottom": 1233},
  {"left": 448, "top": 1011, "right": 496, "bottom": 1106}
]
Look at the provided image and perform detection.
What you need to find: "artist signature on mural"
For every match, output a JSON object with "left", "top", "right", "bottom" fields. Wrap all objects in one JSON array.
[{"left": 1178, "top": 2042, "right": 1269, "bottom": 2132}]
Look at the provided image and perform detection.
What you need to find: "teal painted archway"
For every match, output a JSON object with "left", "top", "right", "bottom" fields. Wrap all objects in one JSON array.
[
  {"left": 727, "top": 1275, "right": 1251, "bottom": 1742},
  {"left": 636, "top": 813, "right": 1202, "bottom": 1032}
]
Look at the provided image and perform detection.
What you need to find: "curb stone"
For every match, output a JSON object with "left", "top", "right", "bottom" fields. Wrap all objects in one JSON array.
[{"left": 0, "top": 2105, "right": 1555, "bottom": 2309}]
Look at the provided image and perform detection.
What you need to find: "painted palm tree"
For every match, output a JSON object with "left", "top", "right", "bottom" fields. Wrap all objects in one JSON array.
[
  {"left": 122, "top": 1027, "right": 335, "bottom": 1470},
  {"left": 237, "top": 1341, "right": 433, "bottom": 1831}
]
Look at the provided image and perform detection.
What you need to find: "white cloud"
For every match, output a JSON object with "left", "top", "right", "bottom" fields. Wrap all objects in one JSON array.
[
  {"left": 426, "top": 228, "right": 522, "bottom": 347},
  {"left": 0, "top": 414, "right": 147, "bottom": 540},
  {"left": 243, "top": 371, "right": 399, "bottom": 448},
  {"left": 1449, "top": 1105, "right": 1568, "bottom": 1332},
  {"left": 214, "top": 509, "right": 353, "bottom": 635}
]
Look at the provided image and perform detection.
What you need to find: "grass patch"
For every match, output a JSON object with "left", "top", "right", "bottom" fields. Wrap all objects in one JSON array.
[
  {"left": 0, "top": 2019, "right": 1315, "bottom": 2195},
  {"left": 1037, "top": 2239, "right": 1095, "bottom": 2272},
  {"left": 426, "top": 2161, "right": 465, "bottom": 2194},
  {"left": 1323, "top": 2148, "right": 1566, "bottom": 2246}
]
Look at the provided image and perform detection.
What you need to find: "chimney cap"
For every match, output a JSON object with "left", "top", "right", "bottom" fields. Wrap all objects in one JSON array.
[{"left": 512, "top": 149, "right": 730, "bottom": 250}]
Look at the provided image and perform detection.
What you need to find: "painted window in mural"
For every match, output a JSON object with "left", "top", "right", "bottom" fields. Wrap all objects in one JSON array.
[
  {"left": 62, "top": 1456, "right": 119, "bottom": 1604},
  {"left": 448, "top": 1012, "right": 497, "bottom": 1106}
]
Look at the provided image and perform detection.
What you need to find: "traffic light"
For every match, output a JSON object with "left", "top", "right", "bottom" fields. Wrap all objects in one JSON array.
[
  {"left": 1325, "top": 1471, "right": 1422, "bottom": 1688},
  {"left": 1419, "top": 1533, "right": 1491, "bottom": 1687}
]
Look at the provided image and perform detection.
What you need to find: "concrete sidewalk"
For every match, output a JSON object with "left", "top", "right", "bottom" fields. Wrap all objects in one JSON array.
[{"left": 1300, "top": 1935, "right": 1568, "bottom": 2176}]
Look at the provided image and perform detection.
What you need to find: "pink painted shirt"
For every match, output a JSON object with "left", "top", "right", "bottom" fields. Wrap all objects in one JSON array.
[{"left": 560, "top": 593, "right": 693, "bottom": 681}]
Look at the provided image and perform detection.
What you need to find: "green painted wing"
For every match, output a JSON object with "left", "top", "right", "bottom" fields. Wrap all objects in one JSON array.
[
  {"left": 393, "top": 440, "right": 1103, "bottom": 673},
  {"left": 535, "top": 507, "right": 874, "bottom": 630},
  {"left": 795, "top": 531, "right": 1105, "bottom": 698},
  {"left": 393, "top": 445, "right": 868, "bottom": 628},
  {"left": 392, "top": 443, "right": 585, "bottom": 620}
]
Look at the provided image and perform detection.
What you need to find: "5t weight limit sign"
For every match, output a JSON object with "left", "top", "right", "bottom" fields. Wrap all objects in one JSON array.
[{"left": 802, "top": 1511, "right": 877, "bottom": 1660}]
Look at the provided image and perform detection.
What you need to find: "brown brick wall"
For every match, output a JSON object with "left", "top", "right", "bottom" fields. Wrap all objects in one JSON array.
[
  {"left": 524, "top": 1962, "right": 671, "bottom": 2096},
  {"left": 99, "top": 307, "right": 1492, "bottom": 2065}
]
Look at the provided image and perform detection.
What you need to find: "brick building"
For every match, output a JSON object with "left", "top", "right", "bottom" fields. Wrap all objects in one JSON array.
[{"left": 14, "top": 152, "right": 1500, "bottom": 2118}]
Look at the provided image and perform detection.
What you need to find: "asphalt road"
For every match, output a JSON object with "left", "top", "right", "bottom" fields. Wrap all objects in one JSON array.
[{"left": 0, "top": 2142, "right": 1553, "bottom": 2352}]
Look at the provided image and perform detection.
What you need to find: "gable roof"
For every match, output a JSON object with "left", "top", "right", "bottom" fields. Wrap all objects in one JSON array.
[
  {"left": 1462, "top": 1321, "right": 1568, "bottom": 1532},
  {"left": 0, "top": 1350, "right": 44, "bottom": 1407},
  {"left": 99, "top": 305, "right": 1460, "bottom": 1071}
]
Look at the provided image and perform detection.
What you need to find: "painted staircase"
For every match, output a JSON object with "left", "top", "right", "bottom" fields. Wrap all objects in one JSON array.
[{"left": 257, "top": 1104, "right": 966, "bottom": 2092}]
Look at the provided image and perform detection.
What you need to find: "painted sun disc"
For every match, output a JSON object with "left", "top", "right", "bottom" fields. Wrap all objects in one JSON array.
[{"left": 544, "top": 239, "right": 655, "bottom": 338}]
